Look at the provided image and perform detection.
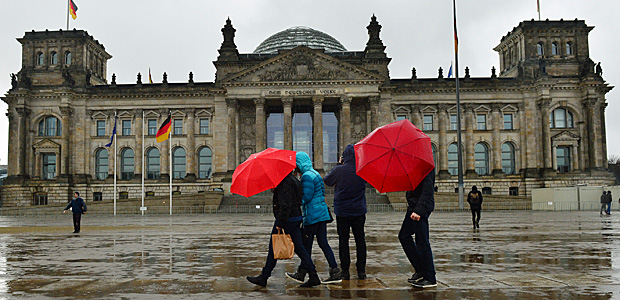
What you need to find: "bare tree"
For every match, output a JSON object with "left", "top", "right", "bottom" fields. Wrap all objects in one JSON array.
[{"left": 609, "top": 155, "right": 620, "bottom": 165}]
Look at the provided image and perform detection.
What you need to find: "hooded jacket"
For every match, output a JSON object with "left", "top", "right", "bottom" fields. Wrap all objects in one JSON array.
[
  {"left": 405, "top": 170, "right": 435, "bottom": 217},
  {"left": 296, "top": 151, "right": 331, "bottom": 225},
  {"left": 272, "top": 172, "right": 303, "bottom": 228},
  {"left": 323, "top": 144, "right": 367, "bottom": 217},
  {"left": 467, "top": 186, "right": 483, "bottom": 209}
]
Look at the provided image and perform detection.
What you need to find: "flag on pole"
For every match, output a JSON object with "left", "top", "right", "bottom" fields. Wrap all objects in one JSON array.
[
  {"left": 453, "top": 10, "right": 458, "bottom": 54},
  {"left": 156, "top": 114, "right": 172, "bottom": 143},
  {"left": 447, "top": 62, "right": 453, "bottom": 78},
  {"left": 149, "top": 68, "right": 153, "bottom": 84},
  {"left": 105, "top": 116, "right": 117, "bottom": 147},
  {"left": 537, "top": 0, "right": 540, "bottom": 13},
  {"left": 69, "top": 0, "right": 78, "bottom": 20}
]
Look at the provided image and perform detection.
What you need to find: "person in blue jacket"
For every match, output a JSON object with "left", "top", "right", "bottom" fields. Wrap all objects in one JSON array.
[
  {"left": 63, "top": 191, "right": 87, "bottom": 233},
  {"left": 286, "top": 151, "right": 342, "bottom": 284},
  {"left": 323, "top": 144, "right": 368, "bottom": 280}
]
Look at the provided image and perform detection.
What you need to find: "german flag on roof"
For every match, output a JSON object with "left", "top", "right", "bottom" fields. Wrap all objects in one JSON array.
[{"left": 69, "top": 0, "right": 78, "bottom": 20}]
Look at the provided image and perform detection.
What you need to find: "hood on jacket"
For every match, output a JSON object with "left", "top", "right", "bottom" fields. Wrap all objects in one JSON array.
[
  {"left": 472, "top": 186, "right": 478, "bottom": 192},
  {"left": 296, "top": 151, "right": 313, "bottom": 173},
  {"left": 342, "top": 144, "right": 356, "bottom": 165}
]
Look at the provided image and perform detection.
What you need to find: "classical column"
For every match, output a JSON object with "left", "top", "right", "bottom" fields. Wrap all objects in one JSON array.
[
  {"left": 226, "top": 98, "right": 238, "bottom": 172},
  {"left": 134, "top": 109, "right": 143, "bottom": 179},
  {"left": 518, "top": 103, "right": 527, "bottom": 173},
  {"left": 583, "top": 97, "right": 601, "bottom": 169},
  {"left": 313, "top": 96, "right": 324, "bottom": 171},
  {"left": 572, "top": 144, "right": 579, "bottom": 171},
  {"left": 59, "top": 106, "right": 73, "bottom": 176},
  {"left": 491, "top": 104, "right": 503, "bottom": 174},
  {"left": 186, "top": 108, "right": 196, "bottom": 180},
  {"left": 340, "top": 95, "right": 351, "bottom": 151},
  {"left": 537, "top": 97, "right": 552, "bottom": 171},
  {"left": 438, "top": 105, "right": 449, "bottom": 177},
  {"left": 369, "top": 96, "right": 380, "bottom": 130},
  {"left": 15, "top": 108, "right": 30, "bottom": 176},
  {"left": 464, "top": 106, "right": 475, "bottom": 175},
  {"left": 254, "top": 98, "right": 266, "bottom": 151},
  {"left": 282, "top": 97, "right": 293, "bottom": 150},
  {"left": 411, "top": 104, "right": 422, "bottom": 128}
]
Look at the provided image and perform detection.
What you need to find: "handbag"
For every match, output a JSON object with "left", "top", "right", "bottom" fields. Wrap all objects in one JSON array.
[
  {"left": 272, "top": 228, "right": 295, "bottom": 259},
  {"left": 327, "top": 206, "right": 334, "bottom": 223}
]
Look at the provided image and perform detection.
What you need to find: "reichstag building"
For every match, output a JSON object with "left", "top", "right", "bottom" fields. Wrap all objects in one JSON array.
[{"left": 1, "top": 16, "right": 615, "bottom": 206}]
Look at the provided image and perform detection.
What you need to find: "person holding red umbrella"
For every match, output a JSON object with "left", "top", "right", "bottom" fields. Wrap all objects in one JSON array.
[
  {"left": 399, "top": 169, "right": 437, "bottom": 288},
  {"left": 246, "top": 171, "right": 321, "bottom": 288}
]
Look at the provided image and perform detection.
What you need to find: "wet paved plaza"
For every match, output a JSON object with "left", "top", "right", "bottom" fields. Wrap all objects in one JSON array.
[{"left": 0, "top": 210, "right": 619, "bottom": 299}]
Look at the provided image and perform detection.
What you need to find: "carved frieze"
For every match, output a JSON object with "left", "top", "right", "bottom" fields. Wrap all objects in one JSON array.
[{"left": 238, "top": 104, "right": 256, "bottom": 163}]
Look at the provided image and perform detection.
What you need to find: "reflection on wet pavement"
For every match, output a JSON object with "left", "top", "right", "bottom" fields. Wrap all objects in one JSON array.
[{"left": 0, "top": 211, "right": 618, "bottom": 299}]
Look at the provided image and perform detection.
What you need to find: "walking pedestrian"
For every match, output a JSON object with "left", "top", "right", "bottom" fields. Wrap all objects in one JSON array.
[
  {"left": 63, "top": 192, "right": 87, "bottom": 233},
  {"left": 605, "top": 191, "right": 612, "bottom": 215},
  {"left": 285, "top": 151, "right": 341, "bottom": 284},
  {"left": 399, "top": 170, "right": 437, "bottom": 288},
  {"left": 467, "top": 186, "right": 483, "bottom": 229},
  {"left": 246, "top": 171, "right": 321, "bottom": 288},
  {"left": 323, "top": 144, "right": 368, "bottom": 280},
  {"left": 600, "top": 191, "right": 607, "bottom": 215}
]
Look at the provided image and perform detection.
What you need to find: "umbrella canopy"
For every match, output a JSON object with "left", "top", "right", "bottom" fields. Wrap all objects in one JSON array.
[
  {"left": 230, "top": 148, "right": 297, "bottom": 197},
  {"left": 354, "top": 119, "right": 434, "bottom": 193}
]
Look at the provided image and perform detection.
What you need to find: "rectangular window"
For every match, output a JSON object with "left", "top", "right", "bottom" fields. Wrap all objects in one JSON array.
[
  {"left": 396, "top": 114, "right": 407, "bottom": 122},
  {"left": 450, "top": 114, "right": 458, "bottom": 130},
  {"left": 97, "top": 120, "right": 106, "bottom": 136},
  {"left": 42, "top": 153, "right": 56, "bottom": 179},
  {"left": 33, "top": 193, "right": 48, "bottom": 206},
  {"left": 173, "top": 119, "right": 183, "bottom": 135},
  {"left": 482, "top": 187, "right": 492, "bottom": 195},
  {"left": 503, "top": 114, "right": 513, "bottom": 130},
  {"left": 477, "top": 114, "right": 487, "bottom": 130},
  {"left": 119, "top": 192, "right": 129, "bottom": 199},
  {"left": 199, "top": 118, "right": 210, "bottom": 135},
  {"left": 147, "top": 119, "right": 157, "bottom": 135},
  {"left": 93, "top": 192, "right": 103, "bottom": 202},
  {"left": 122, "top": 120, "right": 131, "bottom": 135},
  {"left": 556, "top": 146, "right": 571, "bottom": 173},
  {"left": 423, "top": 115, "right": 433, "bottom": 131},
  {"left": 509, "top": 187, "right": 519, "bottom": 196}
]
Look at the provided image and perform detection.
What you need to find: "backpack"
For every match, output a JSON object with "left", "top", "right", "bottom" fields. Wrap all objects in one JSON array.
[{"left": 469, "top": 192, "right": 481, "bottom": 205}]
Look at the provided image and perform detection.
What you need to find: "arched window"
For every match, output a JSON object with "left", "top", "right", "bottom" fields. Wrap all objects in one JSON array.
[
  {"left": 501, "top": 143, "right": 516, "bottom": 175},
  {"left": 475, "top": 143, "right": 489, "bottom": 175},
  {"left": 65, "top": 52, "right": 72, "bottom": 65},
  {"left": 146, "top": 148, "right": 160, "bottom": 179},
  {"left": 537, "top": 42, "right": 544, "bottom": 56},
  {"left": 50, "top": 52, "right": 58, "bottom": 65},
  {"left": 121, "top": 148, "right": 134, "bottom": 180},
  {"left": 551, "top": 42, "right": 559, "bottom": 55},
  {"left": 550, "top": 108, "right": 573, "bottom": 128},
  {"left": 36, "top": 52, "right": 44, "bottom": 65},
  {"left": 198, "top": 147, "right": 213, "bottom": 179},
  {"left": 95, "top": 148, "right": 109, "bottom": 180},
  {"left": 172, "top": 147, "right": 186, "bottom": 179},
  {"left": 566, "top": 42, "right": 573, "bottom": 55},
  {"left": 448, "top": 143, "right": 458, "bottom": 175},
  {"left": 38, "top": 116, "right": 62, "bottom": 136},
  {"left": 431, "top": 144, "right": 438, "bottom": 173}
]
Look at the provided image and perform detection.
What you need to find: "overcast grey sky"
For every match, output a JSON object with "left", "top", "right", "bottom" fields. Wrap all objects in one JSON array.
[{"left": 0, "top": 0, "right": 618, "bottom": 165}]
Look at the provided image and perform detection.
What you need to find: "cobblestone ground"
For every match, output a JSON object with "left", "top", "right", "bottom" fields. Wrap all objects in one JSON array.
[{"left": 0, "top": 210, "right": 619, "bottom": 299}]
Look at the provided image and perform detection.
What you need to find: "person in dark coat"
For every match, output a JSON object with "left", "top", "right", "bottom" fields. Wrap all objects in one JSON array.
[
  {"left": 324, "top": 144, "right": 368, "bottom": 280},
  {"left": 63, "top": 192, "right": 87, "bottom": 233},
  {"left": 600, "top": 191, "right": 607, "bottom": 215},
  {"left": 467, "top": 186, "right": 483, "bottom": 229},
  {"left": 246, "top": 171, "right": 321, "bottom": 288},
  {"left": 399, "top": 170, "right": 437, "bottom": 288},
  {"left": 605, "top": 191, "right": 612, "bottom": 215}
]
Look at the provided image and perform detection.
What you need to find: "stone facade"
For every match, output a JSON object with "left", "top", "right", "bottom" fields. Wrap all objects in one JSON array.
[{"left": 1, "top": 18, "right": 615, "bottom": 207}]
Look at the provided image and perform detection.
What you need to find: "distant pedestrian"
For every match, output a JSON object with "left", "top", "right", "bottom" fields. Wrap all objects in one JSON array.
[
  {"left": 600, "top": 191, "right": 607, "bottom": 215},
  {"left": 285, "top": 151, "right": 341, "bottom": 284},
  {"left": 324, "top": 144, "right": 368, "bottom": 280},
  {"left": 63, "top": 192, "right": 87, "bottom": 233},
  {"left": 246, "top": 171, "right": 321, "bottom": 288},
  {"left": 399, "top": 169, "right": 437, "bottom": 288},
  {"left": 605, "top": 191, "right": 612, "bottom": 215},
  {"left": 467, "top": 186, "right": 483, "bottom": 229}
]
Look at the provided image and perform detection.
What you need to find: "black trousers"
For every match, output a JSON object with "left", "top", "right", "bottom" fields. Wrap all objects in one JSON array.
[
  {"left": 72, "top": 213, "right": 82, "bottom": 232},
  {"left": 336, "top": 215, "right": 367, "bottom": 273},
  {"left": 471, "top": 208, "right": 481, "bottom": 225}
]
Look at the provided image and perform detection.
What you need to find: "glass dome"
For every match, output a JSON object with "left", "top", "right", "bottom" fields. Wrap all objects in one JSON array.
[{"left": 254, "top": 26, "right": 347, "bottom": 54}]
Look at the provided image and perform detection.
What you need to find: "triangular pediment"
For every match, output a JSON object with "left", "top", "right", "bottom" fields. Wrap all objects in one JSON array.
[
  {"left": 420, "top": 106, "right": 437, "bottom": 113},
  {"left": 501, "top": 104, "right": 518, "bottom": 112},
  {"left": 34, "top": 138, "right": 61, "bottom": 150},
  {"left": 474, "top": 105, "right": 491, "bottom": 113},
  {"left": 393, "top": 106, "right": 411, "bottom": 113},
  {"left": 552, "top": 130, "right": 580, "bottom": 141},
  {"left": 222, "top": 46, "right": 385, "bottom": 84},
  {"left": 118, "top": 111, "right": 134, "bottom": 118}
]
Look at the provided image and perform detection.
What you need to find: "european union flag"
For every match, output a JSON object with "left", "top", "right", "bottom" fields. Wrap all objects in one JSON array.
[
  {"left": 447, "top": 63, "right": 453, "bottom": 78},
  {"left": 105, "top": 116, "right": 117, "bottom": 147}
]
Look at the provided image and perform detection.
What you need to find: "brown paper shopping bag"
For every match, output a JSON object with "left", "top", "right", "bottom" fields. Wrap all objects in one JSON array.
[{"left": 272, "top": 228, "right": 294, "bottom": 259}]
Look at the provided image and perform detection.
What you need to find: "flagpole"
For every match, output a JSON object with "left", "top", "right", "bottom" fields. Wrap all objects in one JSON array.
[
  {"left": 141, "top": 110, "right": 145, "bottom": 215},
  {"left": 537, "top": 0, "right": 541, "bottom": 21},
  {"left": 169, "top": 127, "right": 173, "bottom": 215},
  {"left": 66, "top": 0, "right": 70, "bottom": 30},
  {"left": 114, "top": 111, "right": 117, "bottom": 216},
  {"left": 453, "top": 0, "right": 465, "bottom": 210}
]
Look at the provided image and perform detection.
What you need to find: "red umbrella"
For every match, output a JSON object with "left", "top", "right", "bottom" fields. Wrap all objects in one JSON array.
[
  {"left": 354, "top": 119, "right": 434, "bottom": 193},
  {"left": 230, "top": 148, "right": 297, "bottom": 197}
]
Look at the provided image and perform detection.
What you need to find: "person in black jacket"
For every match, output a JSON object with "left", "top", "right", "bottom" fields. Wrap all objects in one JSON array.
[
  {"left": 467, "top": 186, "right": 483, "bottom": 229},
  {"left": 324, "top": 144, "right": 368, "bottom": 280},
  {"left": 399, "top": 170, "right": 437, "bottom": 288},
  {"left": 63, "top": 191, "right": 87, "bottom": 233},
  {"left": 246, "top": 171, "right": 321, "bottom": 288}
]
